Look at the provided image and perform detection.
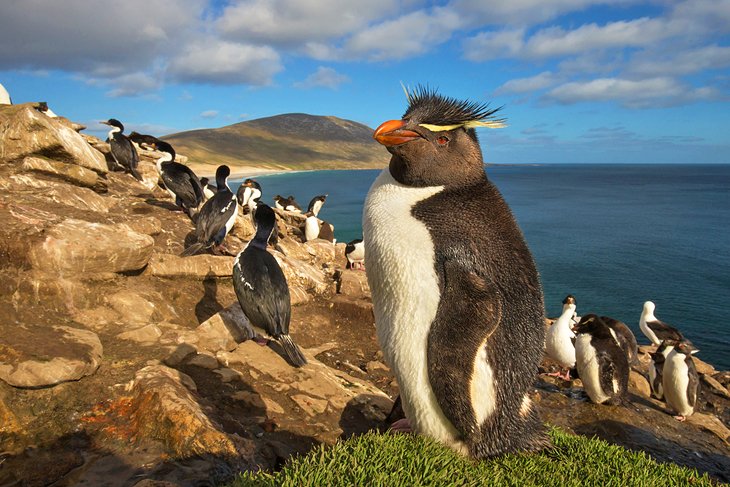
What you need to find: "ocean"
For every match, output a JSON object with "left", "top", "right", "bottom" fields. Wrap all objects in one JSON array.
[{"left": 232, "top": 164, "right": 730, "bottom": 370}]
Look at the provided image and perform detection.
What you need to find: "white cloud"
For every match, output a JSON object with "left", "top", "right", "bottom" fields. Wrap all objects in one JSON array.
[
  {"left": 345, "top": 8, "right": 462, "bottom": 61},
  {"left": 463, "top": 29, "right": 525, "bottom": 62},
  {"left": 217, "top": 0, "right": 396, "bottom": 46},
  {"left": 494, "top": 72, "right": 561, "bottom": 95},
  {"left": 545, "top": 77, "right": 719, "bottom": 108},
  {"left": 628, "top": 45, "right": 730, "bottom": 76},
  {"left": 168, "top": 39, "right": 282, "bottom": 85},
  {"left": 200, "top": 110, "right": 219, "bottom": 119},
  {"left": 294, "top": 67, "right": 350, "bottom": 89},
  {"left": 451, "top": 0, "right": 629, "bottom": 26}
]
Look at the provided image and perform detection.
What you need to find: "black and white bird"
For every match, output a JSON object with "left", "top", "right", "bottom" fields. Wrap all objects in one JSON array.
[
  {"left": 274, "top": 195, "right": 301, "bottom": 213},
  {"left": 35, "top": 101, "right": 58, "bottom": 118},
  {"left": 200, "top": 177, "right": 217, "bottom": 201},
  {"left": 649, "top": 342, "right": 673, "bottom": 400},
  {"left": 128, "top": 131, "right": 161, "bottom": 150},
  {"left": 345, "top": 238, "right": 365, "bottom": 270},
  {"left": 545, "top": 303, "right": 576, "bottom": 381},
  {"left": 640, "top": 301, "right": 684, "bottom": 346},
  {"left": 233, "top": 203, "right": 307, "bottom": 367},
  {"left": 601, "top": 316, "right": 639, "bottom": 366},
  {"left": 561, "top": 294, "right": 580, "bottom": 327},
  {"left": 364, "top": 86, "right": 546, "bottom": 457},
  {"left": 574, "top": 314, "right": 629, "bottom": 405},
  {"left": 307, "top": 195, "right": 327, "bottom": 217},
  {"left": 152, "top": 140, "right": 204, "bottom": 217},
  {"left": 100, "top": 118, "right": 142, "bottom": 181},
  {"left": 181, "top": 165, "right": 238, "bottom": 256},
  {"left": 663, "top": 340, "right": 699, "bottom": 421},
  {"left": 237, "top": 178, "right": 261, "bottom": 212}
]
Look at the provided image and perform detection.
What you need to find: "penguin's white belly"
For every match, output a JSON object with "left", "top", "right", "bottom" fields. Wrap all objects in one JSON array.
[
  {"left": 663, "top": 353, "right": 693, "bottom": 416},
  {"left": 363, "top": 169, "right": 463, "bottom": 446},
  {"left": 546, "top": 326, "right": 575, "bottom": 368},
  {"left": 575, "top": 334, "right": 611, "bottom": 404},
  {"left": 304, "top": 216, "right": 320, "bottom": 241},
  {"left": 223, "top": 197, "right": 238, "bottom": 235}
]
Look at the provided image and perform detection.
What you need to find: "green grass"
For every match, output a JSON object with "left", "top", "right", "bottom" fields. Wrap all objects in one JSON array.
[{"left": 229, "top": 427, "right": 716, "bottom": 487}]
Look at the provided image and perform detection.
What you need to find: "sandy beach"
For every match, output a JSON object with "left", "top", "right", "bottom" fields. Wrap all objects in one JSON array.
[{"left": 188, "top": 163, "right": 290, "bottom": 180}]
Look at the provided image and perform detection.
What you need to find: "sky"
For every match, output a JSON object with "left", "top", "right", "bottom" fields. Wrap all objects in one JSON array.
[{"left": 1, "top": 0, "right": 729, "bottom": 164}]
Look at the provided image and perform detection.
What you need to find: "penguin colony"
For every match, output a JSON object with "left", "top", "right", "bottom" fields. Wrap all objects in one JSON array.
[
  {"left": 364, "top": 86, "right": 547, "bottom": 458},
  {"left": 544, "top": 295, "right": 699, "bottom": 421}
]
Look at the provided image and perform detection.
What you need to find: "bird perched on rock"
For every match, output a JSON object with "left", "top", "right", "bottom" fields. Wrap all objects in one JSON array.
[
  {"left": 363, "top": 86, "right": 546, "bottom": 458},
  {"left": 181, "top": 165, "right": 237, "bottom": 256},
  {"left": 152, "top": 140, "right": 204, "bottom": 217},
  {"left": 307, "top": 195, "right": 327, "bottom": 217},
  {"left": 274, "top": 195, "right": 301, "bottom": 213},
  {"left": 199, "top": 177, "right": 217, "bottom": 201},
  {"left": 237, "top": 179, "right": 261, "bottom": 213},
  {"left": 640, "top": 301, "right": 684, "bottom": 346},
  {"left": 345, "top": 238, "right": 365, "bottom": 270},
  {"left": 101, "top": 118, "right": 142, "bottom": 181},
  {"left": 662, "top": 340, "right": 699, "bottom": 421},
  {"left": 601, "top": 316, "right": 639, "bottom": 366},
  {"left": 545, "top": 303, "right": 576, "bottom": 381},
  {"left": 574, "top": 314, "right": 629, "bottom": 405},
  {"left": 561, "top": 294, "right": 580, "bottom": 327},
  {"left": 128, "top": 131, "right": 161, "bottom": 150},
  {"left": 649, "top": 342, "right": 673, "bottom": 400},
  {"left": 233, "top": 203, "right": 307, "bottom": 367}
]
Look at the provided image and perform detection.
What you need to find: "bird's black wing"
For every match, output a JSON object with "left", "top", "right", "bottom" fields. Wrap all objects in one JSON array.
[
  {"left": 195, "top": 191, "right": 236, "bottom": 244},
  {"left": 233, "top": 248, "right": 291, "bottom": 337},
  {"left": 596, "top": 347, "right": 618, "bottom": 396},
  {"left": 161, "top": 162, "right": 204, "bottom": 209},
  {"left": 686, "top": 357, "right": 699, "bottom": 407},
  {"left": 427, "top": 254, "right": 503, "bottom": 445},
  {"left": 647, "top": 320, "right": 683, "bottom": 342}
]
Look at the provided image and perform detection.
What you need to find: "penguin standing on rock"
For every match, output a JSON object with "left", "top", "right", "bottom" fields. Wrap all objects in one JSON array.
[
  {"left": 152, "top": 140, "right": 204, "bottom": 217},
  {"left": 363, "top": 86, "right": 546, "bottom": 457},
  {"left": 303, "top": 195, "right": 328, "bottom": 242},
  {"left": 649, "top": 342, "right": 673, "bottom": 400},
  {"left": 574, "top": 314, "right": 629, "bottom": 405},
  {"left": 181, "top": 165, "right": 238, "bottom": 256},
  {"left": 601, "top": 316, "right": 639, "bottom": 366},
  {"left": 100, "top": 119, "right": 142, "bottom": 181},
  {"left": 233, "top": 204, "right": 307, "bottom": 367},
  {"left": 662, "top": 340, "right": 699, "bottom": 421},
  {"left": 345, "top": 238, "right": 365, "bottom": 270},
  {"left": 545, "top": 303, "right": 576, "bottom": 381}
]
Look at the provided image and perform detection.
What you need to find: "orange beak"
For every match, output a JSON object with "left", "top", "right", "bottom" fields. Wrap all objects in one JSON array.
[{"left": 373, "top": 119, "right": 421, "bottom": 146}]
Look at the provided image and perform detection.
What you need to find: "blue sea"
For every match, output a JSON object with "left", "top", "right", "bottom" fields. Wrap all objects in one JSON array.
[{"left": 233, "top": 165, "right": 730, "bottom": 370}]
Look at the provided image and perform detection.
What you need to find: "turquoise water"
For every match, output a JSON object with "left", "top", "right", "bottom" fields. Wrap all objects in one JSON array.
[{"left": 232, "top": 164, "right": 730, "bottom": 370}]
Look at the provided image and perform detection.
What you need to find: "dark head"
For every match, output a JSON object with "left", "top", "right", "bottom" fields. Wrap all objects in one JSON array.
[
  {"left": 674, "top": 340, "right": 699, "bottom": 356},
  {"left": 243, "top": 178, "right": 261, "bottom": 190},
  {"left": 153, "top": 140, "right": 176, "bottom": 160},
  {"left": 101, "top": 118, "right": 124, "bottom": 131},
  {"left": 251, "top": 203, "right": 277, "bottom": 248},
  {"left": 373, "top": 86, "right": 505, "bottom": 188},
  {"left": 307, "top": 194, "right": 327, "bottom": 214},
  {"left": 562, "top": 294, "right": 576, "bottom": 306},
  {"left": 574, "top": 314, "right": 612, "bottom": 339},
  {"left": 200, "top": 177, "right": 209, "bottom": 186},
  {"left": 214, "top": 165, "right": 231, "bottom": 191}
]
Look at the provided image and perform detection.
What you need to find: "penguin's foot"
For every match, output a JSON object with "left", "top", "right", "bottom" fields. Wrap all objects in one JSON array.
[
  {"left": 546, "top": 370, "right": 572, "bottom": 381},
  {"left": 253, "top": 336, "right": 270, "bottom": 347},
  {"left": 389, "top": 418, "right": 412, "bottom": 433},
  {"left": 673, "top": 415, "right": 687, "bottom": 422}
]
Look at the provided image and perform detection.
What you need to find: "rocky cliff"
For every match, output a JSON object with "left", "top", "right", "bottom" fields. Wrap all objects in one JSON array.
[{"left": 0, "top": 103, "right": 728, "bottom": 486}]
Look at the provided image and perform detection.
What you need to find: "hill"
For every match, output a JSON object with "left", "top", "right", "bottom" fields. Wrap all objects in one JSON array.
[{"left": 163, "top": 113, "right": 390, "bottom": 174}]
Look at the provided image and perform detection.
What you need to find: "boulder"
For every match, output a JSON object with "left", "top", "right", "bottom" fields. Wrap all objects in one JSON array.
[
  {"left": 145, "top": 254, "right": 234, "bottom": 279},
  {"left": 628, "top": 370, "right": 651, "bottom": 397},
  {"left": 21, "top": 156, "right": 100, "bottom": 189},
  {"left": 336, "top": 269, "right": 370, "bottom": 299},
  {"left": 106, "top": 290, "right": 159, "bottom": 325},
  {"left": 0, "top": 325, "right": 103, "bottom": 388},
  {"left": 128, "top": 365, "right": 237, "bottom": 457},
  {"left": 117, "top": 324, "right": 163, "bottom": 345},
  {"left": 122, "top": 216, "right": 162, "bottom": 236},
  {"left": 177, "top": 304, "right": 253, "bottom": 354},
  {"left": 274, "top": 252, "right": 331, "bottom": 297},
  {"left": 0, "top": 391, "right": 21, "bottom": 439},
  {"left": 28, "top": 218, "right": 154, "bottom": 275},
  {"left": 303, "top": 240, "right": 336, "bottom": 268},
  {"left": 43, "top": 184, "right": 112, "bottom": 213},
  {"left": 0, "top": 104, "right": 108, "bottom": 173}
]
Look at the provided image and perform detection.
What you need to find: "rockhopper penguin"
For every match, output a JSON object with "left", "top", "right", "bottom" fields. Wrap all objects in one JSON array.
[
  {"left": 233, "top": 204, "right": 307, "bottom": 367},
  {"left": 574, "top": 314, "right": 629, "bottom": 405},
  {"left": 662, "top": 340, "right": 699, "bottom": 421},
  {"left": 545, "top": 303, "right": 576, "bottom": 381},
  {"left": 363, "top": 86, "right": 547, "bottom": 458}
]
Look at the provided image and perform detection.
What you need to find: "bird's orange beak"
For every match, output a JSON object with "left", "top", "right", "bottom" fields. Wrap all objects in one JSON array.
[{"left": 373, "top": 119, "right": 420, "bottom": 146}]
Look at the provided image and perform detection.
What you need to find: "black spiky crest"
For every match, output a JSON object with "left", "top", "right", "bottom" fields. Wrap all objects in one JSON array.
[{"left": 402, "top": 85, "right": 505, "bottom": 129}]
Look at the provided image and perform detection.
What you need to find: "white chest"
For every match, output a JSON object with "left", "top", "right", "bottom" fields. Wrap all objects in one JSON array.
[
  {"left": 363, "top": 169, "right": 460, "bottom": 442},
  {"left": 663, "top": 351, "right": 693, "bottom": 416},
  {"left": 304, "top": 216, "right": 320, "bottom": 241},
  {"left": 575, "top": 334, "right": 611, "bottom": 404}
]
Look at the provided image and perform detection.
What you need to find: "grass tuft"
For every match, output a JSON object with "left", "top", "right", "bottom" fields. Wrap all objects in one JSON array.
[{"left": 228, "top": 427, "right": 715, "bottom": 486}]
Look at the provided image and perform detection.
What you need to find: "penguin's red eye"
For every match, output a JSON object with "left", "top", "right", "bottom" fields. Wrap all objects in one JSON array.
[{"left": 436, "top": 135, "right": 449, "bottom": 146}]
